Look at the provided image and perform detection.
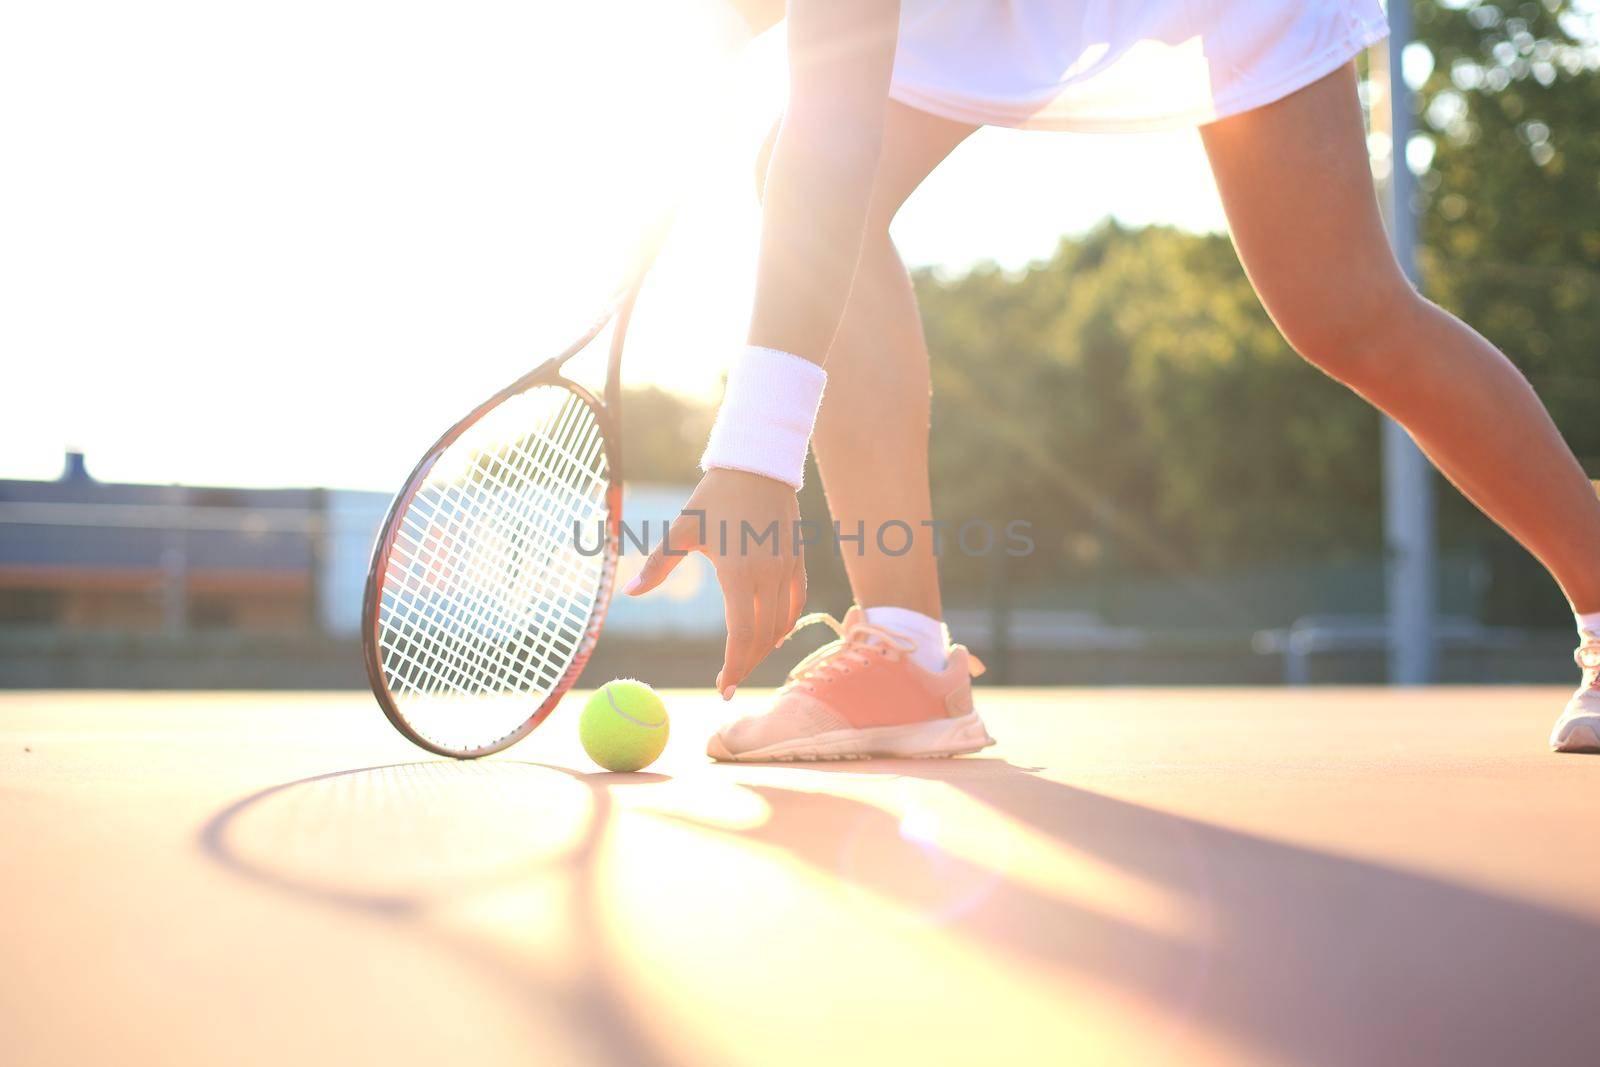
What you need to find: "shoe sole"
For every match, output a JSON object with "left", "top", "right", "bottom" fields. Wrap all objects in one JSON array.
[
  {"left": 708, "top": 712, "right": 996, "bottom": 763},
  {"left": 1551, "top": 719, "right": 1600, "bottom": 754}
]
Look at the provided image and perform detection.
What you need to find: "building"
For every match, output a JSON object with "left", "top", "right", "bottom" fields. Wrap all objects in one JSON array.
[
  {"left": 0, "top": 452, "right": 717, "bottom": 640},
  {"left": 0, "top": 452, "right": 387, "bottom": 635}
]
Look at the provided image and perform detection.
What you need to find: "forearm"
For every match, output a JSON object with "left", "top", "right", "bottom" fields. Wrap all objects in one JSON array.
[
  {"left": 746, "top": 0, "right": 900, "bottom": 364},
  {"left": 749, "top": 110, "right": 889, "bottom": 362},
  {"left": 701, "top": 1, "right": 899, "bottom": 489}
]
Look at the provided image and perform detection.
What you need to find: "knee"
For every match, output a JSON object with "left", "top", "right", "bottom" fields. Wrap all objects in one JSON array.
[{"left": 1276, "top": 284, "right": 1430, "bottom": 388}]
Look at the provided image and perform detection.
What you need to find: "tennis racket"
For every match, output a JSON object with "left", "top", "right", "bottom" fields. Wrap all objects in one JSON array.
[{"left": 362, "top": 218, "right": 672, "bottom": 759}]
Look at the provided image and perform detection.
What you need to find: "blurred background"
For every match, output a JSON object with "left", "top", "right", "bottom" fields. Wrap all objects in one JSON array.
[{"left": 3, "top": 0, "right": 1596, "bottom": 688}]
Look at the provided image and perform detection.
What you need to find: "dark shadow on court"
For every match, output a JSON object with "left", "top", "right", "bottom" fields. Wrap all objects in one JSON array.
[{"left": 663, "top": 756, "right": 1600, "bottom": 1067}]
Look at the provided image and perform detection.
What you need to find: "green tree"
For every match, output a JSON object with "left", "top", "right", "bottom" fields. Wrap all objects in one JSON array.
[{"left": 915, "top": 224, "right": 1383, "bottom": 597}]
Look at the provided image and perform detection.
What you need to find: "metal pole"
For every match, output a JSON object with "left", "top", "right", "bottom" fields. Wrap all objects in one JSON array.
[
  {"left": 1383, "top": 2, "right": 1437, "bottom": 684},
  {"left": 161, "top": 529, "right": 188, "bottom": 636},
  {"left": 988, "top": 547, "right": 1012, "bottom": 684}
]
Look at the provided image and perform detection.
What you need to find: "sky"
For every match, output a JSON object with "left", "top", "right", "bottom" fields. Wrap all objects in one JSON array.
[{"left": 1, "top": 2, "right": 1232, "bottom": 491}]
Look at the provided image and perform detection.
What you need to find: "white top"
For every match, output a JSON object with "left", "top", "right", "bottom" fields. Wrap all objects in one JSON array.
[{"left": 890, "top": 0, "right": 1389, "bottom": 133}]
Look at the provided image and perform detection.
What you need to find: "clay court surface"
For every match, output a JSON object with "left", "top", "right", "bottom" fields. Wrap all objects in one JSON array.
[{"left": 4, "top": 687, "right": 1599, "bottom": 1066}]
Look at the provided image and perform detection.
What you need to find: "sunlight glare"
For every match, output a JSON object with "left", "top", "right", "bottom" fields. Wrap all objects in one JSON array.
[{"left": 2, "top": 3, "right": 1224, "bottom": 491}]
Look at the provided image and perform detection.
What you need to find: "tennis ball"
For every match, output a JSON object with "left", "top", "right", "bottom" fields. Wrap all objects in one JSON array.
[{"left": 579, "top": 679, "right": 669, "bottom": 772}]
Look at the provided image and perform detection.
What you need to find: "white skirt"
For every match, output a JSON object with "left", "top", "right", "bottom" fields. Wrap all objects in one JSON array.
[{"left": 890, "top": 0, "right": 1389, "bottom": 133}]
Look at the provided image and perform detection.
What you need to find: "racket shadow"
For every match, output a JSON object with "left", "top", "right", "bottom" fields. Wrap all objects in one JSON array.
[{"left": 197, "top": 760, "right": 672, "bottom": 1067}]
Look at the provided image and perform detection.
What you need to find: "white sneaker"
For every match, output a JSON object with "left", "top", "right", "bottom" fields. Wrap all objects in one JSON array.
[{"left": 1550, "top": 634, "right": 1600, "bottom": 754}]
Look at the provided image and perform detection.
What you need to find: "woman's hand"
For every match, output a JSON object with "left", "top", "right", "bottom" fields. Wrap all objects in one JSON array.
[{"left": 623, "top": 468, "right": 806, "bottom": 698}]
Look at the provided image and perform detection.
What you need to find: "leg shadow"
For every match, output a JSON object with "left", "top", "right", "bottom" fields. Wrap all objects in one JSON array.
[{"left": 665, "top": 757, "right": 1600, "bottom": 1067}]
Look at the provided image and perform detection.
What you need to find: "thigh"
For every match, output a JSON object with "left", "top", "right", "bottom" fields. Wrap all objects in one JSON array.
[
  {"left": 758, "top": 101, "right": 978, "bottom": 226},
  {"left": 1199, "top": 64, "right": 1412, "bottom": 352},
  {"left": 866, "top": 101, "right": 979, "bottom": 226}
]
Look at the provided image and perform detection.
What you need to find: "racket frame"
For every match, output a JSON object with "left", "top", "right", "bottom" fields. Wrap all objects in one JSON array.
[{"left": 360, "top": 286, "right": 640, "bottom": 759}]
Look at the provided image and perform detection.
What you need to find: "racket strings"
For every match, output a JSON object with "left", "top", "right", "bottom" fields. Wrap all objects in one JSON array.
[
  {"left": 387, "top": 396, "right": 602, "bottom": 694},
  {"left": 375, "top": 386, "right": 613, "bottom": 748},
  {"left": 397, "top": 413, "right": 599, "bottom": 664},
  {"left": 383, "top": 429, "right": 599, "bottom": 702}
]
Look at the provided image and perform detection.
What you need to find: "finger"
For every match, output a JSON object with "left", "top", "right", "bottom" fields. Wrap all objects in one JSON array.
[
  {"left": 716, "top": 575, "right": 758, "bottom": 699},
  {"left": 781, "top": 548, "right": 807, "bottom": 639},
  {"left": 624, "top": 513, "right": 703, "bottom": 596},
  {"left": 744, "top": 576, "right": 785, "bottom": 684}
]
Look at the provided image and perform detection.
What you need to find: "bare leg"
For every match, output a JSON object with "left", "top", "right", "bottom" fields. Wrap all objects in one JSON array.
[
  {"left": 1201, "top": 65, "right": 1600, "bottom": 613},
  {"left": 760, "top": 102, "right": 976, "bottom": 617},
  {"left": 703, "top": 104, "right": 991, "bottom": 761}
]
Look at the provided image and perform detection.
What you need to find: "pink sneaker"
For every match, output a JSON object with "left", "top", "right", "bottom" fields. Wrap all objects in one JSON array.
[{"left": 706, "top": 608, "right": 995, "bottom": 763}]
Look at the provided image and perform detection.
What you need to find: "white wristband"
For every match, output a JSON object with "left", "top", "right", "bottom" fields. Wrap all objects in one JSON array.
[{"left": 700, "top": 345, "right": 827, "bottom": 489}]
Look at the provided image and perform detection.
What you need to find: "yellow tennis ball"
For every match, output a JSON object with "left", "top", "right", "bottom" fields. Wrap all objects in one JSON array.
[{"left": 579, "top": 680, "right": 669, "bottom": 772}]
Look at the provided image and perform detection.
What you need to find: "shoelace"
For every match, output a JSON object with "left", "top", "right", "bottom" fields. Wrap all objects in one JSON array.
[
  {"left": 778, "top": 611, "right": 985, "bottom": 693},
  {"left": 781, "top": 612, "right": 916, "bottom": 691},
  {"left": 1577, "top": 638, "right": 1600, "bottom": 686}
]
